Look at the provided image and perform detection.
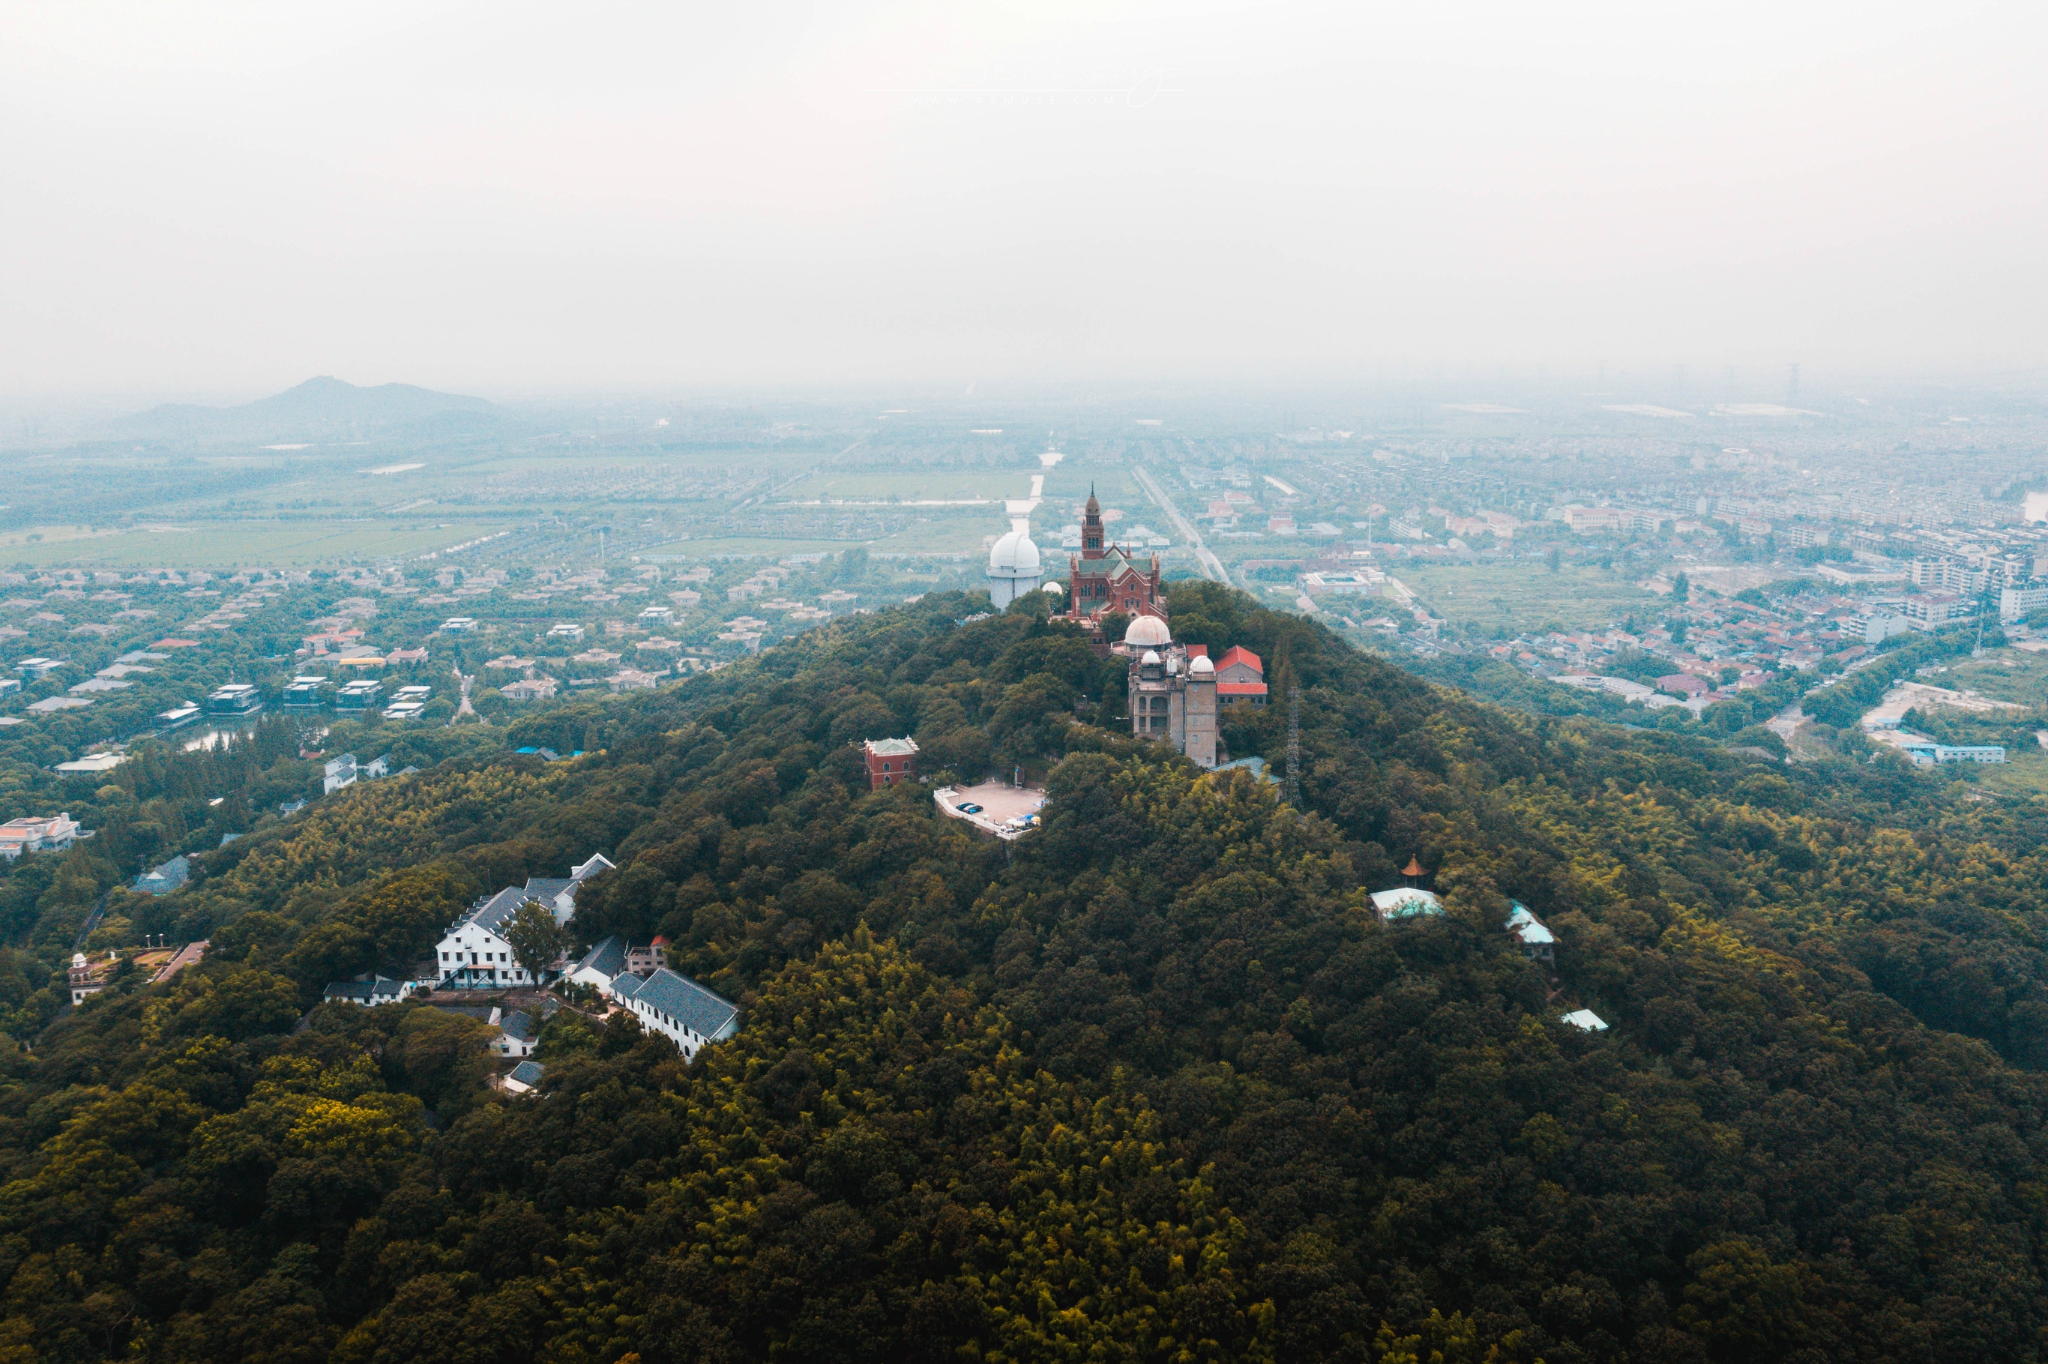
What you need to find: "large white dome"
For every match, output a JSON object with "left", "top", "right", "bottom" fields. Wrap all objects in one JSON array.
[
  {"left": 1123, "top": 614, "right": 1172, "bottom": 648},
  {"left": 987, "top": 527, "right": 1042, "bottom": 578}
]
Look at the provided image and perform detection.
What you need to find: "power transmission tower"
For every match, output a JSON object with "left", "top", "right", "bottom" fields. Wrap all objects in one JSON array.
[{"left": 1286, "top": 685, "right": 1301, "bottom": 804}]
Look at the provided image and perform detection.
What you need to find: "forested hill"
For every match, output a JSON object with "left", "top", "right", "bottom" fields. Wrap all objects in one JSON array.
[{"left": 4, "top": 582, "right": 2048, "bottom": 1364}]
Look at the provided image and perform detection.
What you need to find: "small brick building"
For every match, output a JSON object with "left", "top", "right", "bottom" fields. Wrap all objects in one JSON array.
[{"left": 863, "top": 737, "right": 918, "bottom": 790}]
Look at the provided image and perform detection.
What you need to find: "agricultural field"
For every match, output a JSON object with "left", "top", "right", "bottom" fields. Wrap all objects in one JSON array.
[
  {"left": 0, "top": 520, "right": 511, "bottom": 569},
  {"left": 635, "top": 537, "right": 845, "bottom": 560},
  {"left": 1969, "top": 747, "right": 2048, "bottom": 798},
  {"left": 1393, "top": 562, "right": 1661, "bottom": 634},
  {"left": 782, "top": 470, "right": 1023, "bottom": 502},
  {"left": 1929, "top": 647, "right": 2048, "bottom": 706},
  {"left": 0, "top": 375, "right": 1200, "bottom": 585}
]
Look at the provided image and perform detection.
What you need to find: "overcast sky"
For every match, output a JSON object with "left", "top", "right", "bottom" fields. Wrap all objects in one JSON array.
[{"left": 2, "top": 0, "right": 2042, "bottom": 399}]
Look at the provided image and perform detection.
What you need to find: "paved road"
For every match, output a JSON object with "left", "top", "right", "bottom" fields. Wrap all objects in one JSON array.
[
  {"left": 149, "top": 940, "right": 209, "bottom": 985},
  {"left": 1131, "top": 465, "right": 1229, "bottom": 584},
  {"left": 452, "top": 666, "right": 479, "bottom": 724},
  {"left": 1765, "top": 703, "right": 1806, "bottom": 742}
]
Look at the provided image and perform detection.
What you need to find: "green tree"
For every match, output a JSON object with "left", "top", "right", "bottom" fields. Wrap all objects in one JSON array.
[
  {"left": 503, "top": 899, "right": 566, "bottom": 985},
  {"left": 171, "top": 968, "right": 303, "bottom": 1041},
  {"left": 1676, "top": 1240, "right": 1810, "bottom": 1360},
  {"left": 384, "top": 1007, "right": 495, "bottom": 1113}
]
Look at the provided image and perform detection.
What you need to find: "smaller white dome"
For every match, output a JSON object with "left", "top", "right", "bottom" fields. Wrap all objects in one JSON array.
[
  {"left": 1141, "top": 649, "right": 1161, "bottom": 665},
  {"left": 1040, "top": 581, "right": 1064, "bottom": 595},
  {"left": 1188, "top": 654, "right": 1215, "bottom": 676},
  {"left": 1123, "top": 614, "right": 1172, "bottom": 648}
]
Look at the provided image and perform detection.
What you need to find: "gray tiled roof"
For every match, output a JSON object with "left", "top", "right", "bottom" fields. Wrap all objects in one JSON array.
[
  {"left": 323, "top": 979, "right": 405, "bottom": 1004},
  {"left": 573, "top": 935, "right": 627, "bottom": 978},
  {"left": 633, "top": 968, "right": 740, "bottom": 1041},
  {"left": 609, "top": 972, "right": 646, "bottom": 1003},
  {"left": 133, "top": 855, "right": 190, "bottom": 894},
  {"left": 508, "top": 1060, "right": 545, "bottom": 1087},
  {"left": 500, "top": 1010, "right": 537, "bottom": 1042},
  {"left": 459, "top": 886, "right": 536, "bottom": 936},
  {"left": 455, "top": 860, "right": 601, "bottom": 940},
  {"left": 524, "top": 876, "right": 575, "bottom": 904}
]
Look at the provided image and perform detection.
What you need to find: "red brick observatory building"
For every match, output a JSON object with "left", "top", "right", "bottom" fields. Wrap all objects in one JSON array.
[{"left": 862, "top": 738, "right": 917, "bottom": 790}]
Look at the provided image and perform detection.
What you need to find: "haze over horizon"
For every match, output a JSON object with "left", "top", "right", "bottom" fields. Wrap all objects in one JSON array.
[{"left": 3, "top": 0, "right": 2044, "bottom": 401}]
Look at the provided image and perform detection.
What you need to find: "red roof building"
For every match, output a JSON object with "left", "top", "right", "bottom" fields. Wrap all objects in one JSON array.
[{"left": 1215, "top": 646, "right": 1268, "bottom": 704}]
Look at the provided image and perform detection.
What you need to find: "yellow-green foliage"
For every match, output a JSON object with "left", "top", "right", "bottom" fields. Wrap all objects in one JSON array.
[{"left": 4, "top": 588, "right": 2048, "bottom": 1364}]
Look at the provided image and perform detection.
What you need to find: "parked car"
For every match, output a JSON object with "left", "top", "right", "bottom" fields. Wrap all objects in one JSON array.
[{"left": 957, "top": 802, "right": 982, "bottom": 814}]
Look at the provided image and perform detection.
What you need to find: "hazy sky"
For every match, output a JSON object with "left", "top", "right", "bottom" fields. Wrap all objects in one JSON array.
[{"left": 2, "top": 0, "right": 2043, "bottom": 398}]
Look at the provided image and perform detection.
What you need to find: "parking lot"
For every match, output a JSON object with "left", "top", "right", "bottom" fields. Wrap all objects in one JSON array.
[{"left": 932, "top": 782, "right": 1046, "bottom": 839}]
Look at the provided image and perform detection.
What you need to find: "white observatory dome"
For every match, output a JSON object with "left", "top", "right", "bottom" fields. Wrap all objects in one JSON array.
[
  {"left": 1188, "top": 654, "right": 1215, "bottom": 676},
  {"left": 1123, "top": 615, "right": 1172, "bottom": 649},
  {"left": 985, "top": 522, "right": 1043, "bottom": 609},
  {"left": 987, "top": 527, "right": 1041, "bottom": 578},
  {"left": 1141, "top": 649, "right": 1161, "bottom": 665}
]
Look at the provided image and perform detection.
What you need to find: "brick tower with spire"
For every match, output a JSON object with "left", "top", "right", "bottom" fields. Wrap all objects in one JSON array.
[{"left": 1065, "top": 483, "right": 1164, "bottom": 624}]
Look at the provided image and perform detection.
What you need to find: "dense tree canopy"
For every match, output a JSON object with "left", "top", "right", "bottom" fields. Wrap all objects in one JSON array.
[{"left": 0, "top": 585, "right": 2045, "bottom": 1362}]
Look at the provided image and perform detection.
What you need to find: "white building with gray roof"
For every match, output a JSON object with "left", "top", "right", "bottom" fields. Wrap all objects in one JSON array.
[
  {"left": 504, "top": 1060, "right": 546, "bottom": 1093},
  {"left": 433, "top": 853, "right": 614, "bottom": 989},
  {"left": 1505, "top": 901, "right": 1557, "bottom": 964},
  {"left": 607, "top": 966, "right": 740, "bottom": 1061},
  {"left": 567, "top": 934, "right": 630, "bottom": 990},
  {"left": 494, "top": 1009, "right": 539, "bottom": 1058}
]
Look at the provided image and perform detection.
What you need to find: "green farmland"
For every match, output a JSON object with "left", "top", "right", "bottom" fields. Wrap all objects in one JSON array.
[
  {"left": 0, "top": 519, "right": 512, "bottom": 569},
  {"left": 1394, "top": 562, "right": 1661, "bottom": 634}
]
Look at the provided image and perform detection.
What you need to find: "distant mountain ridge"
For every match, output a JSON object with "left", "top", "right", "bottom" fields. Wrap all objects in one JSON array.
[{"left": 120, "top": 376, "right": 501, "bottom": 442}]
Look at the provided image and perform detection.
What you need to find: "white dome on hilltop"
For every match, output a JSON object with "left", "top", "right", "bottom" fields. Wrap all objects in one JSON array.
[
  {"left": 1188, "top": 654, "right": 1215, "bottom": 676},
  {"left": 1123, "top": 614, "right": 1171, "bottom": 648},
  {"left": 987, "top": 527, "right": 1041, "bottom": 578},
  {"left": 1141, "top": 649, "right": 1161, "bottom": 665}
]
